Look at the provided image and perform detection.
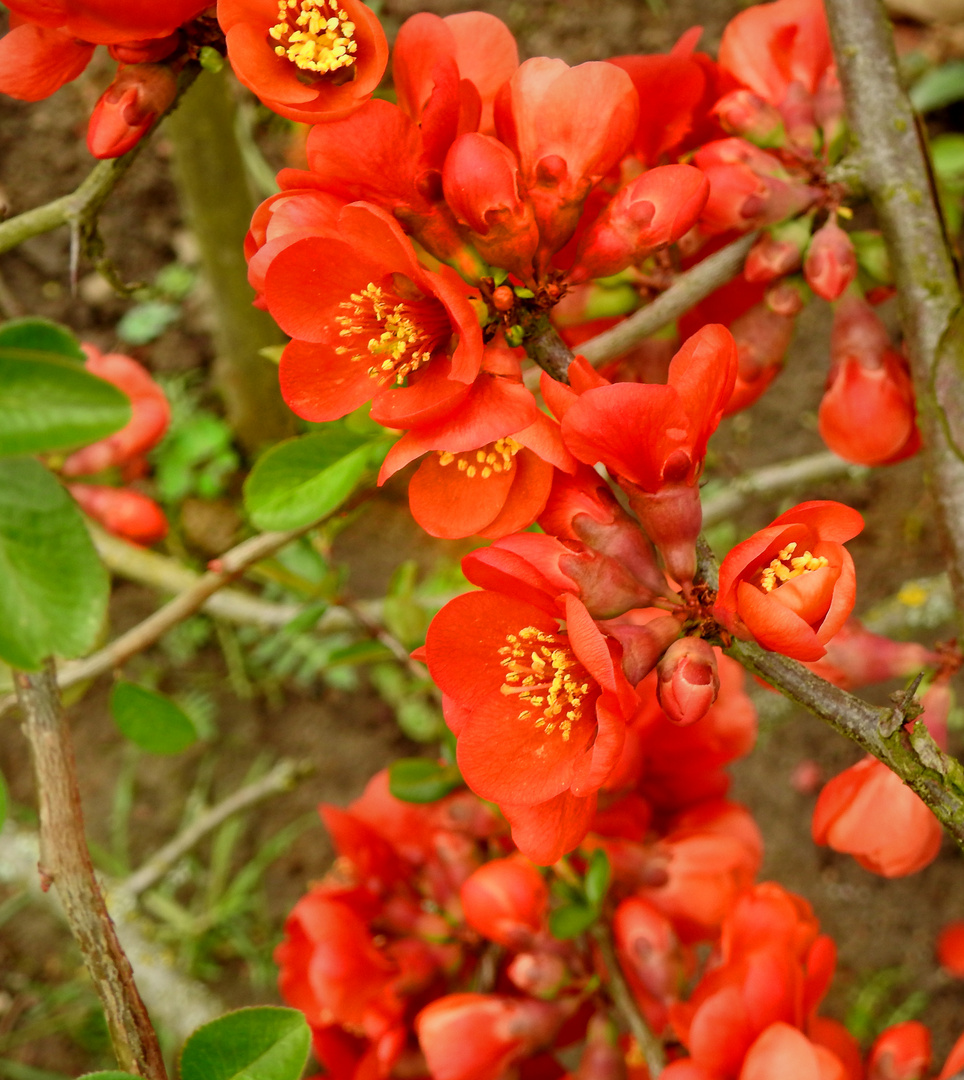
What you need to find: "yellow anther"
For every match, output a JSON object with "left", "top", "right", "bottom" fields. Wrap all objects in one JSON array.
[
  {"left": 758, "top": 546, "right": 829, "bottom": 593},
  {"left": 268, "top": 0, "right": 358, "bottom": 75}
]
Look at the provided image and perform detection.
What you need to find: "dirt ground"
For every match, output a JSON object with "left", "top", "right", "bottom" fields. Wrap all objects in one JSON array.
[{"left": 0, "top": 0, "right": 962, "bottom": 1074}]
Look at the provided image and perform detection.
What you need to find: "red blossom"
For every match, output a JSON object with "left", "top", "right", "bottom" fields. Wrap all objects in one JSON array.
[
  {"left": 219, "top": 0, "right": 389, "bottom": 124},
  {"left": 86, "top": 62, "right": 178, "bottom": 159},
  {"left": 67, "top": 485, "right": 168, "bottom": 546},
  {"left": 811, "top": 756, "right": 942, "bottom": 877},
  {"left": 716, "top": 501, "right": 864, "bottom": 662},
  {"left": 3, "top": 0, "right": 207, "bottom": 45},
  {"left": 267, "top": 202, "right": 483, "bottom": 423}
]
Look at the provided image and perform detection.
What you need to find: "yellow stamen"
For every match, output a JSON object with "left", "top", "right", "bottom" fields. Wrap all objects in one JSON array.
[
  {"left": 498, "top": 626, "right": 591, "bottom": 742},
  {"left": 269, "top": 0, "right": 358, "bottom": 75},
  {"left": 758, "top": 543, "right": 829, "bottom": 593},
  {"left": 435, "top": 437, "right": 521, "bottom": 479}
]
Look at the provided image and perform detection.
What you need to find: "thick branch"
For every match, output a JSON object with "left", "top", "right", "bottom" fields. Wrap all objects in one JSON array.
[
  {"left": 579, "top": 233, "right": 758, "bottom": 367},
  {"left": 824, "top": 0, "right": 964, "bottom": 635},
  {"left": 14, "top": 663, "right": 167, "bottom": 1078}
]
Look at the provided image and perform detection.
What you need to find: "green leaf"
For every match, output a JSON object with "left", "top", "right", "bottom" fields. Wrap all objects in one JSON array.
[
  {"left": 244, "top": 429, "right": 379, "bottom": 531},
  {"left": 549, "top": 902, "right": 598, "bottom": 940},
  {"left": 326, "top": 640, "right": 394, "bottom": 666},
  {"left": 109, "top": 681, "right": 198, "bottom": 755},
  {"left": 388, "top": 758, "right": 462, "bottom": 803},
  {"left": 910, "top": 60, "right": 964, "bottom": 113},
  {"left": 0, "top": 458, "right": 109, "bottom": 669},
  {"left": 584, "top": 848, "right": 611, "bottom": 910},
  {"left": 0, "top": 349, "right": 131, "bottom": 458},
  {"left": 0, "top": 317, "right": 85, "bottom": 362},
  {"left": 179, "top": 1006, "right": 311, "bottom": 1080},
  {"left": 116, "top": 301, "right": 181, "bottom": 345}
]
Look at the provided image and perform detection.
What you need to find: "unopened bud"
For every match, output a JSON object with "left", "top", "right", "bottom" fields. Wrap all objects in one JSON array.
[
  {"left": 656, "top": 636, "right": 720, "bottom": 725},
  {"left": 87, "top": 63, "right": 178, "bottom": 160},
  {"left": 745, "top": 218, "right": 810, "bottom": 283},
  {"left": 803, "top": 217, "right": 857, "bottom": 301},
  {"left": 867, "top": 1021, "right": 931, "bottom": 1080},
  {"left": 68, "top": 484, "right": 168, "bottom": 546},
  {"left": 605, "top": 615, "right": 683, "bottom": 686},
  {"left": 492, "top": 285, "right": 515, "bottom": 312},
  {"left": 507, "top": 952, "right": 570, "bottom": 999},
  {"left": 460, "top": 857, "right": 547, "bottom": 949},
  {"left": 714, "top": 89, "right": 785, "bottom": 147}
]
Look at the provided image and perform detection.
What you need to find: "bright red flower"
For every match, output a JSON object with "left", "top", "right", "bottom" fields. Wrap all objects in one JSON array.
[
  {"left": 425, "top": 590, "right": 638, "bottom": 864},
  {"left": 494, "top": 57, "right": 638, "bottom": 266},
  {"left": 811, "top": 756, "right": 942, "bottom": 877},
  {"left": 716, "top": 501, "right": 864, "bottom": 662},
  {"left": 568, "top": 164, "right": 710, "bottom": 284},
  {"left": 267, "top": 202, "right": 483, "bottom": 423},
  {"left": 219, "top": 0, "right": 388, "bottom": 124},
  {"left": 739, "top": 1023, "right": 846, "bottom": 1080},
  {"left": 3, "top": 0, "right": 207, "bottom": 45},
  {"left": 415, "top": 993, "right": 566, "bottom": 1080},
  {"left": 460, "top": 856, "right": 548, "bottom": 949},
  {"left": 0, "top": 19, "right": 94, "bottom": 101},
  {"left": 818, "top": 295, "right": 919, "bottom": 466},
  {"left": 561, "top": 325, "right": 737, "bottom": 585},
  {"left": 718, "top": 0, "right": 835, "bottom": 107},
  {"left": 867, "top": 1021, "right": 931, "bottom": 1080}
]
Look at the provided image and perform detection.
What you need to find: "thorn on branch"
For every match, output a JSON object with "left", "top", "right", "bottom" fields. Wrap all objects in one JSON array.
[{"left": 880, "top": 670, "right": 927, "bottom": 737}]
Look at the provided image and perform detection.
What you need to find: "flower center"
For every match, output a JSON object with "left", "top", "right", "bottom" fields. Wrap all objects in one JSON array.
[
  {"left": 335, "top": 281, "right": 451, "bottom": 385},
  {"left": 498, "top": 626, "right": 591, "bottom": 741},
  {"left": 269, "top": 0, "right": 358, "bottom": 75},
  {"left": 757, "top": 541, "right": 829, "bottom": 593},
  {"left": 437, "top": 438, "right": 521, "bottom": 480}
]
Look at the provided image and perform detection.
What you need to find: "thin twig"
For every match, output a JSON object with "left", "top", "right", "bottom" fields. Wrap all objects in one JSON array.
[
  {"left": 702, "top": 451, "right": 867, "bottom": 527},
  {"left": 696, "top": 541, "right": 964, "bottom": 851},
  {"left": 14, "top": 663, "right": 167, "bottom": 1078},
  {"left": 123, "top": 758, "right": 312, "bottom": 897},
  {"left": 825, "top": 0, "right": 964, "bottom": 637},
  {"left": 590, "top": 922, "right": 664, "bottom": 1077},
  {"left": 578, "top": 233, "right": 758, "bottom": 366},
  {"left": 0, "top": 521, "right": 320, "bottom": 718}
]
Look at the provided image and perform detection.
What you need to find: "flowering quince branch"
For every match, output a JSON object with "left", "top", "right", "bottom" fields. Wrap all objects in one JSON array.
[
  {"left": 578, "top": 231, "right": 760, "bottom": 366},
  {"left": 697, "top": 539, "right": 964, "bottom": 850},
  {"left": 823, "top": 0, "right": 964, "bottom": 633},
  {"left": 13, "top": 662, "right": 168, "bottom": 1079}
]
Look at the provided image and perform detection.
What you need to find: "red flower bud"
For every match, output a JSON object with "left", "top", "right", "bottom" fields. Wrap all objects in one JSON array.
[
  {"left": 606, "top": 613, "right": 684, "bottom": 686},
  {"left": 657, "top": 637, "right": 720, "bottom": 726},
  {"left": 460, "top": 856, "right": 547, "bottom": 949},
  {"left": 713, "top": 88, "right": 785, "bottom": 147},
  {"left": 803, "top": 218, "right": 857, "bottom": 301},
  {"left": 68, "top": 484, "right": 168, "bottom": 546},
  {"left": 937, "top": 920, "right": 964, "bottom": 977},
  {"left": 416, "top": 993, "right": 566, "bottom": 1080},
  {"left": 507, "top": 951, "right": 570, "bottom": 999},
  {"left": 867, "top": 1022, "right": 931, "bottom": 1080},
  {"left": 86, "top": 63, "right": 178, "bottom": 159},
  {"left": 744, "top": 219, "right": 810, "bottom": 283}
]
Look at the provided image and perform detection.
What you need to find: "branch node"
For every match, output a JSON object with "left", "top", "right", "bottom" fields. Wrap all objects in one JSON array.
[{"left": 881, "top": 670, "right": 927, "bottom": 736}]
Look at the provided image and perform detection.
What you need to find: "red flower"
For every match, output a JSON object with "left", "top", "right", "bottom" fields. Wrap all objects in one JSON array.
[
  {"left": 867, "top": 1022, "right": 931, "bottom": 1080},
  {"left": 86, "top": 62, "right": 178, "bottom": 159},
  {"left": 267, "top": 202, "right": 483, "bottom": 423},
  {"left": 460, "top": 856, "right": 548, "bottom": 949},
  {"left": 0, "top": 20, "right": 94, "bottom": 102},
  {"left": 3, "top": 0, "right": 207, "bottom": 45},
  {"left": 818, "top": 295, "right": 920, "bottom": 466},
  {"left": 425, "top": 590, "right": 638, "bottom": 863},
  {"left": 561, "top": 325, "right": 737, "bottom": 585},
  {"left": 811, "top": 756, "right": 942, "bottom": 877},
  {"left": 219, "top": 0, "right": 388, "bottom": 124},
  {"left": 716, "top": 501, "right": 864, "bottom": 662},
  {"left": 494, "top": 57, "right": 638, "bottom": 266}
]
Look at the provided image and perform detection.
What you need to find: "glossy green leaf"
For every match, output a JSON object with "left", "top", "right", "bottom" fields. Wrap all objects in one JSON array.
[
  {"left": 549, "top": 902, "right": 598, "bottom": 941},
  {"left": 584, "top": 848, "right": 611, "bottom": 910},
  {"left": 179, "top": 1007, "right": 310, "bottom": 1080},
  {"left": 0, "top": 458, "right": 109, "bottom": 670},
  {"left": 388, "top": 758, "right": 462, "bottom": 803},
  {"left": 0, "top": 348, "right": 130, "bottom": 457},
  {"left": 0, "top": 317, "right": 86, "bottom": 362},
  {"left": 244, "top": 429, "right": 383, "bottom": 531},
  {"left": 110, "top": 681, "right": 198, "bottom": 755}
]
